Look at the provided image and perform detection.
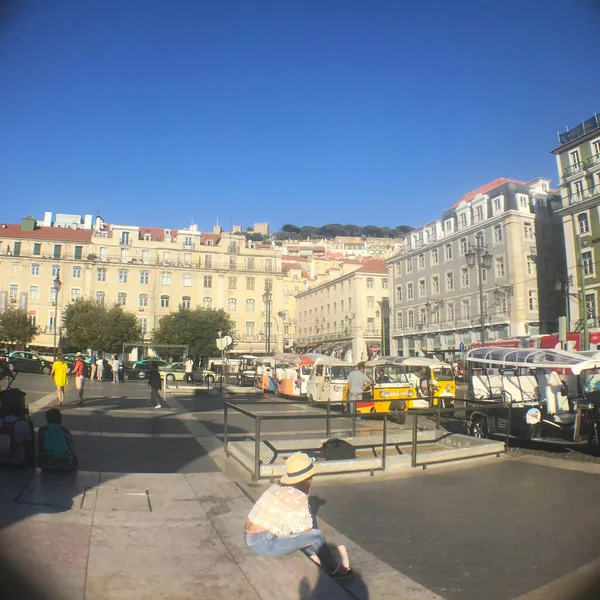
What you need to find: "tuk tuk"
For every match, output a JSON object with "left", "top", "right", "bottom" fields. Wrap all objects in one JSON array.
[
  {"left": 305, "top": 355, "right": 352, "bottom": 404},
  {"left": 465, "top": 347, "right": 597, "bottom": 447},
  {"left": 395, "top": 357, "right": 456, "bottom": 409},
  {"left": 274, "top": 353, "right": 315, "bottom": 397},
  {"left": 255, "top": 357, "right": 276, "bottom": 392}
]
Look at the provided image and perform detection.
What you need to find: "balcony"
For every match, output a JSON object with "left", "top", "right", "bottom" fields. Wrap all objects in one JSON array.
[
  {"left": 564, "top": 186, "right": 600, "bottom": 206},
  {"left": 557, "top": 114, "right": 600, "bottom": 146}
]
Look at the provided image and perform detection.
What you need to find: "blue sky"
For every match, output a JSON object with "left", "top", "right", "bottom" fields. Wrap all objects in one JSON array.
[{"left": 1, "top": 0, "right": 598, "bottom": 232}]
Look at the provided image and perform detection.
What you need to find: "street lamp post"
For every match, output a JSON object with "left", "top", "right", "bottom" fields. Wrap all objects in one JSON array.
[
  {"left": 263, "top": 281, "right": 272, "bottom": 354},
  {"left": 465, "top": 242, "right": 493, "bottom": 347},
  {"left": 52, "top": 270, "right": 62, "bottom": 359}
]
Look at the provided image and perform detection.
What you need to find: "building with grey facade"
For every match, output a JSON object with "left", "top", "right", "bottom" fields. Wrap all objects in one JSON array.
[{"left": 386, "top": 177, "right": 565, "bottom": 357}]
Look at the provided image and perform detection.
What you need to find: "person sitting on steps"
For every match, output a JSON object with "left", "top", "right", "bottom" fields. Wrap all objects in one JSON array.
[
  {"left": 244, "top": 452, "right": 352, "bottom": 578},
  {"left": 38, "top": 408, "right": 78, "bottom": 472}
]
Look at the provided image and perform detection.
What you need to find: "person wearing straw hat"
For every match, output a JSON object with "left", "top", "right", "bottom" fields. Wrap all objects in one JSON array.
[{"left": 244, "top": 452, "right": 352, "bottom": 578}]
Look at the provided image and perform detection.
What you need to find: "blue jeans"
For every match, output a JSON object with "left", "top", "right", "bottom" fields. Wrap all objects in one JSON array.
[{"left": 244, "top": 529, "right": 336, "bottom": 571}]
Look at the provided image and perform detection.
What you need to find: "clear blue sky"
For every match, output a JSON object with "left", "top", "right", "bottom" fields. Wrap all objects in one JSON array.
[{"left": 1, "top": 0, "right": 599, "bottom": 232}]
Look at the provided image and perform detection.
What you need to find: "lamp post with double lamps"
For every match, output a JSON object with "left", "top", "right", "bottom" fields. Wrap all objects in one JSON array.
[
  {"left": 465, "top": 242, "right": 493, "bottom": 347},
  {"left": 52, "top": 270, "right": 62, "bottom": 359},
  {"left": 263, "top": 281, "right": 272, "bottom": 354}
]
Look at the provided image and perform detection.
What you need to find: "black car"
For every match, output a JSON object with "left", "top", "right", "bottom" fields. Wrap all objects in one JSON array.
[{"left": 8, "top": 351, "right": 52, "bottom": 375}]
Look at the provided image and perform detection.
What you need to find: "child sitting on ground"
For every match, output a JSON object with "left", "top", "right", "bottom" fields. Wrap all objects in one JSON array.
[{"left": 37, "top": 408, "right": 78, "bottom": 472}]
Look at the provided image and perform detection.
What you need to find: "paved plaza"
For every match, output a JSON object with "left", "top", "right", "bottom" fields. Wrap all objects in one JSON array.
[{"left": 1, "top": 374, "right": 600, "bottom": 599}]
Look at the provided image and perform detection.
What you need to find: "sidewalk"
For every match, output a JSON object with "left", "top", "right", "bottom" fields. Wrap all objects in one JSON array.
[{"left": 0, "top": 469, "right": 357, "bottom": 600}]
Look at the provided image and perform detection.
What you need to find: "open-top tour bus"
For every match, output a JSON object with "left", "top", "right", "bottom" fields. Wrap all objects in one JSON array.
[
  {"left": 305, "top": 354, "right": 352, "bottom": 404},
  {"left": 466, "top": 347, "right": 600, "bottom": 451},
  {"left": 273, "top": 353, "right": 315, "bottom": 397}
]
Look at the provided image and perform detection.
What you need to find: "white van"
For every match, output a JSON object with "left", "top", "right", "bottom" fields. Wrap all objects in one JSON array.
[{"left": 306, "top": 356, "right": 352, "bottom": 404}]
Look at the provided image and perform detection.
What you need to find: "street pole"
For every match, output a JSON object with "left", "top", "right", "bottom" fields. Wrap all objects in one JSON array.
[
  {"left": 263, "top": 282, "right": 272, "bottom": 354},
  {"left": 52, "top": 270, "right": 62, "bottom": 360},
  {"left": 478, "top": 259, "right": 485, "bottom": 347},
  {"left": 465, "top": 243, "right": 492, "bottom": 348},
  {"left": 575, "top": 234, "right": 590, "bottom": 351}
]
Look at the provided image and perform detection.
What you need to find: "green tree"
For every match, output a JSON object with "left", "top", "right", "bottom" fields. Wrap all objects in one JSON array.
[
  {"left": 62, "top": 300, "right": 142, "bottom": 353},
  {"left": 0, "top": 307, "right": 38, "bottom": 347},
  {"left": 153, "top": 307, "right": 235, "bottom": 358}
]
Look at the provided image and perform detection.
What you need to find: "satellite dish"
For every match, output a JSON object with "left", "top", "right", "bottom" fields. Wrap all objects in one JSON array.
[{"left": 223, "top": 335, "right": 233, "bottom": 348}]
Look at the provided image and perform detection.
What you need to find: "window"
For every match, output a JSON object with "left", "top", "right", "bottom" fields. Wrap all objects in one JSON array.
[
  {"left": 181, "top": 296, "right": 191, "bottom": 309},
  {"left": 33, "top": 243, "right": 41, "bottom": 256},
  {"left": 96, "top": 291, "right": 105, "bottom": 305},
  {"left": 184, "top": 252, "right": 192, "bottom": 266},
  {"left": 31, "top": 263, "right": 39, "bottom": 276},
  {"left": 524, "top": 222, "right": 534, "bottom": 239},
  {"left": 140, "top": 271, "right": 149, "bottom": 284},
  {"left": 527, "top": 256, "right": 536, "bottom": 276},
  {"left": 459, "top": 238, "right": 468, "bottom": 255},
  {"left": 446, "top": 302, "right": 455, "bottom": 322},
  {"left": 29, "top": 285, "right": 39, "bottom": 301},
  {"left": 184, "top": 236, "right": 193, "bottom": 249},
  {"left": 246, "top": 322, "right": 255, "bottom": 338},
  {"left": 53, "top": 245, "right": 62, "bottom": 259},
  {"left": 228, "top": 298, "right": 237, "bottom": 311},
  {"left": 228, "top": 277, "right": 237, "bottom": 290},
  {"left": 407, "top": 283, "right": 414, "bottom": 300},
  {"left": 203, "top": 297, "right": 212, "bottom": 309},
  {"left": 406, "top": 259, "right": 413, "bottom": 274},
  {"left": 161, "top": 271, "right": 171, "bottom": 285},
  {"left": 11, "top": 261, "right": 20, "bottom": 275},
  {"left": 247, "top": 257, "right": 255, "bottom": 270},
  {"left": 444, "top": 219, "right": 453, "bottom": 233},
  {"left": 586, "top": 293, "right": 596, "bottom": 320},
  {"left": 163, "top": 251, "right": 171, "bottom": 264},
  {"left": 446, "top": 272, "right": 454, "bottom": 291},
  {"left": 68, "top": 288, "right": 81, "bottom": 303},
  {"left": 204, "top": 254, "right": 213, "bottom": 268},
  {"left": 246, "top": 299, "right": 255, "bottom": 311},
  {"left": 139, "top": 294, "right": 148, "bottom": 308},
  {"left": 462, "top": 299, "right": 471, "bottom": 320},
  {"left": 139, "top": 318, "right": 148, "bottom": 335},
  {"left": 120, "top": 248, "right": 128, "bottom": 262},
  {"left": 97, "top": 268, "right": 106, "bottom": 282},
  {"left": 431, "top": 248, "right": 439, "bottom": 265},
  {"left": 445, "top": 244, "right": 452, "bottom": 261},
  {"left": 578, "top": 213, "right": 590, "bottom": 235},
  {"left": 265, "top": 259, "right": 273, "bottom": 272},
  {"left": 51, "top": 264, "right": 60, "bottom": 278},
  {"left": 382, "top": 278, "right": 388, "bottom": 289},
  {"left": 333, "top": 301, "right": 337, "bottom": 313},
  {"left": 367, "top": 296, "right": 374, "bottom": 309},
  {"left": 458, "top": 213, "right": 467, "bottom": 229},
  {"left": 120, "top": 231, "right": 130, "bottom": 245},
  {"left": 74, "top": 246, "right": 83, "bottom": 260},
  {"left": 99, "top": 247, "right": 108, "bottom": 261},
  {"left": 494, "top": 257, "right": 505, "bottom": 278},
  {"left": 396, "top": 286, "right": 402, "bottom": 302},
  {"left": 202, "top": 275, "right": 212, "bottom": 288},
  {"left": 142, "top": 249, "right": 150, "bottom": 264},
  {"left": 367, "top": 318, "right": 375, "bottom": 331},
  {"left": 160, "top": 295, "right": 170, "bottom": 308},
  {"left": 118, "top": 269, "right": 128, "bottom": 283},
  {"left": 583, "top": 251, "right": 594, "bottom": 276},
  {"left": 418, "top": 279, "right": 426, "bottom": 298},
  {"left": 418, "top": 254, "right": 425, "bottom": 270},
  {"left": 395, "top": 263, "right": 401, "bottom": 277},
  {"left": 573, "top": 180, "right": 585, "bottom": 200},
  {"left": 115, "top": 292, "right": 126, "bottom": 306},
  {"left": 593, "top": 140, "right": 600, "bottom": 158},
  {"left": 366, "top": 278, "right": 374, "bottom": 289},
  {"left": 182, "top": 273, "right": 192, "bottom": 287},
  {"left": 461, "top": 268, "right": 469, "bottom": 288},
  {"left": 432, "top": 275, "right": 439, "bottom": 294},
  {"left": 524, "top": 289, "right": 538, "bottom": 312},
  {"left": 247, "top": 277, "right": 255, "bottom": 290},
  {"left": 72, "top": 266, "right": 82, "bottom": 279},
  {"left": 493, "top": 225, "right": 503, "bottom": 244},
  {"left": 519, "top": 195, "right": 529, "bottom": 209},
  {"left": 493, "top": 197, "right": 502, "bottom": 213},
  {"left": 395, "top": 312, "right": 403, "bottom": 330},
  {"left": 408, "top": 310, "right": 414, "bottom": 327},
  {"left": 570, "top": 149, "right": 581, "bottom": 167},
  {"left": 475, "top": 206, "right": 484, "bottom": 221}
]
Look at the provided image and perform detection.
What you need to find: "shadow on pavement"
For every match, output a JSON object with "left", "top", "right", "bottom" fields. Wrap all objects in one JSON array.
[{"left": 299, "top": 568, "right": 369, "bottom": 599}]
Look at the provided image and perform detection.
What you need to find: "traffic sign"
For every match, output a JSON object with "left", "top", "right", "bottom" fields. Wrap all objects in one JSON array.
[{"left": 223, "top": 335, "right": 233, "bottom": 348}]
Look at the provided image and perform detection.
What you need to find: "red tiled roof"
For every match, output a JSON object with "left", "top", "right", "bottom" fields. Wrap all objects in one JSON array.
[
  {"left": 355, "top": 259, "right": 388, "bottom": 274},
  {"left": 201, "top": 233, "right": 221, "bottom": 244},
  {"left": 282, "top": 255, "right": 309, "bottom": 262},
  {"left": 453, "top": 178, "right": 526, "bottom": 208},
  {"left": 0, "top": 224, "right": 93, "bottom": 242},
  {"left": 138, "top": 227, "right": 179, "bottom": 240}
]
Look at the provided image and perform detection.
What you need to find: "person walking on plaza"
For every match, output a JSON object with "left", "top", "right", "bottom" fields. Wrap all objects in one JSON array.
[
  {"left": 89, "top": 351, "right": 97, "bottom": 382},
  {"left": 148, "top": 363, "right": 164, "bottom": 408},
  {"left": 244, "top": 452, "right": 352, "bottom": 578},
  {"left": 50, "top": 354, "right": 68, "bottom": 406},
  {"left": 346, "top": 362, "right": 372, "bottom": 418},
  {"left": 112, "top": 354, "right": 121, "bottom": 383},
  {"left": 184, "top": 356, "right": 194, "bottom": 385},
  {"left": 70, "top": 352, "right": 86, "bottom": 406},
  {"left": 96, "top": 353, "right": 104, "bottom": 382}
]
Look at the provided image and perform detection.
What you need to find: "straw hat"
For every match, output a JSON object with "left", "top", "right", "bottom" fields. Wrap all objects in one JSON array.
[
  {"left": 280, "top": 452, "right": 316, "bottom": 485},
  {"left": 75, "top": 352, "right": 82, "bottom": 357}
]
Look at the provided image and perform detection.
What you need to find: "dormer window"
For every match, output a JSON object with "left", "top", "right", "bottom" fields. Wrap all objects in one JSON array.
[
  {"left": 144, "top": 234, "right": 151, "bottom": 241},
  {"left": 458, "top": 213, "right": 467, "bottom": 228}
]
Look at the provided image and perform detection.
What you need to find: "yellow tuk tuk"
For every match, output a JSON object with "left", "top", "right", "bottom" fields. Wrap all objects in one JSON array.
[{"left": 394, "top": 357, "right": 456, "bottom": 409}]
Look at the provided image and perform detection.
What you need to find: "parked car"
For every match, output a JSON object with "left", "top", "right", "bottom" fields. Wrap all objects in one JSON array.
[
  {"left": 8, "top": 351, "right": 52, "bottom": 375},
  {"left": 159, "top": 362, "right": 217, "bottom": 384},
  {"left": 125, "top": 359, "right": 171, "bottom": 380}
]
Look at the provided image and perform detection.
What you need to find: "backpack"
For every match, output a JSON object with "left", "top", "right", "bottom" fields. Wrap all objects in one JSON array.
[
  {"left": 82, "top": 362, "right": 91, "bottom": 379},
  {"left": 42, "top": 424, "right": 68, "bottom": 458},
  {"left": 320, "top": 438, "right": 356, "bottom": 461},
  {"left": 0, "top": 418, "right": 24, "bottom": 454}
]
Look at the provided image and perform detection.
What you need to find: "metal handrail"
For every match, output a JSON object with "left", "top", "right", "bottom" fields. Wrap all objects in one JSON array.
[{"left": 224, "top": 398, "right": 510, "bottom": 480}]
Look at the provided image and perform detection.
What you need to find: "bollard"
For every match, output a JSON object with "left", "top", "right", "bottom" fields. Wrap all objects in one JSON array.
[
  {"left": 382, "top": 414, "right": 388, "bottom": 471},
  {"left": 224, "top": 403, "right": 229, "bottom": 456},
  {"left": 253, "top": 416, "right": 262, "bottom": 481},
  {"left": 411, "top": 411, "right": 418, "bottom": 468},
  {"left": 326, "top": 399, "right": 331, "bottom": 438}
]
